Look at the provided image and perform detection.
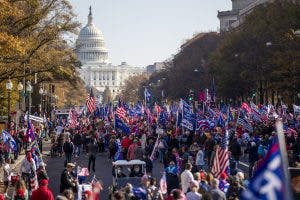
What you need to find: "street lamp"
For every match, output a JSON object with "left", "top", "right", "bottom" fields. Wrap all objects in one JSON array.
[
  {"left": 6, "top": 79, "right": 13, "bottom": 130},
  {"left": 26, "top": 81, "right": 32, "bottom": 114},
  {"left": 17, "top": 82, "right": 23, "bottom": 110},
  {"left": 39, "top": 87, "right": 44, "bottom": 116}
]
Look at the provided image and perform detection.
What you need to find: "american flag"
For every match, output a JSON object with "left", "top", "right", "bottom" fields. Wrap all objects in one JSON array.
[
  {"left": 212, "top": 130, "right": 229, "bottom": 178},
  {"left": 116, "top": 106, "right": 128, "bottom": 123},
  {"left": 237, "top": 117, "right": 253, "bottom": 133},
  {"left": 86, "top": 88, "right": 96, "bottom": 114},
  {"left": 68, "top": 108, "right": 77, "bottom": 128}
]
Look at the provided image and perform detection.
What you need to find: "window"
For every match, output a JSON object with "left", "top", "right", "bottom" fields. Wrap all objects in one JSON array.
[
  {"left": 103, "top": 72, "right": 106, "bottom": 80},
  {"left": 112, "top": 72, "right": 115, "bottom": 80},
  {"left": 93, "top": 73, "right": 96, "bottom": 80},
  {"left": 99, "top": 72, "right": 102, "bottom": 80}
]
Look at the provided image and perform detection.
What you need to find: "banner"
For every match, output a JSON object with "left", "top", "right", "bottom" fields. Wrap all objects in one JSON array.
[{"left": 181, "top": 100, "right": 194, "bottom": 131}]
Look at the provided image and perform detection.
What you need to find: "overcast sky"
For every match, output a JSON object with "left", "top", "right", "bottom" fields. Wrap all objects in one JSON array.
[{"left": 69, "top": 0, "right": 231, "bottom": 67}]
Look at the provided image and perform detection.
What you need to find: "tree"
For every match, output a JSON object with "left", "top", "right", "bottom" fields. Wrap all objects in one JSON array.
[
  {"left": 140, "top": 32, "right": 220, "bottom": 101},
  {"left": 120, "top": 74, "right": 148, "bottom": 103},
  {"left": 0, "top": 0, "right": 83, "bottom": 115},
  {"left": 103, "top": 86, "right": 112, "bottom": 103},
  {"left": 0, "top": 0, "right": 80, "bottom": 82},
  {"left": 209, "top": 0, "right": 300, "bottom": 105}
]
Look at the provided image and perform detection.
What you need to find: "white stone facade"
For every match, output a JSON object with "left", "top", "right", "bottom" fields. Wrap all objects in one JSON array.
[
  {"left": 218, "top": 0, "right": 272, "bottom": 32},
  {"left": 75, "top": 7, "right": 145, "bottom": 99}
]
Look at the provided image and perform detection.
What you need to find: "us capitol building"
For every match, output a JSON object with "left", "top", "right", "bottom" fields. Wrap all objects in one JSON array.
[{"left": 75, "top": 7, "right": 145, "bottom": 99}]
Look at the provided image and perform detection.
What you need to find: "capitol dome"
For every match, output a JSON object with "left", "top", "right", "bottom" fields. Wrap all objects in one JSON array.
[{"left": 76, "top": 6, "right": 108, "bottom": 64}]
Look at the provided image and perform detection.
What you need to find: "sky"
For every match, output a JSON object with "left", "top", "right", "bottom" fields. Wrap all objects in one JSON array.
[{"left": 69, "top": 0, "right": 231, "bottom": 67}]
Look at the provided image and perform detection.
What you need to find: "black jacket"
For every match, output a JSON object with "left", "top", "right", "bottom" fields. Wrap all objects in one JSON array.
[
  {"left": 60, "top": 169, "right": 76, "bottom": 193},
  {"left": 73, "top": 134, "right": 82, "bottom": 146},
  {"left": 63, "top": 141, "right": 74, "bottom": 154}
]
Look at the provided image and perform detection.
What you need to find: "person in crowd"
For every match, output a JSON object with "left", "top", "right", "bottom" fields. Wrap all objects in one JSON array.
[
  {"left": 57, "top": 133, "right": 65, "bottom": 157},
  {"left": 127, "top": 139, "right": 138, "bottom": 161},
  {"left": 31, "top": 179, "right": 55, "bottom": 200},
  {"left": 37, "top": 162, "right": 49, "bottom": 183},
  {"left": 73, "top": 130, "right": 82, "bottom": 157},
  {"left": 181, "top": 163, "right": 194, "bottom": 194},
  {"left": 142, "top": 154, "right": 153, "bottom": 175},
  {"left": 186, "top": 180, "right": 202, "bottom": 200},
  {"left": 3, "top": 158, "right": 11, "bottom": 197},
  {"left": 229, "top": 137, "right": 242, "bottom": 175},
  {"left": 196, "top": 146, "right": 205, "bottom": 171},
  {"left": 112, "top": 166, "right": 126, "bottom": 178},
  {"left": 60, "top": 163, "right": 78, "bottom": 193},
  {"left": 165, "top": 161, "right": 180, "bottom": 195},
  {"left": 20, "top": 150, "right": 36, "bottom": 191},
  {"left": 247, "top": 140, "right": 258, "bottom": 177},
  {"left": 88, "top": 137, "right": 98, "bottom": 173},
  {"left": 167, "top": 189, "right": 186, "bottom": 200},
  {"left": 148, "top": 177, "right": 163, "bottom": 200},
  {"left": 61, "top": 189, "right": 74, "bottom": 200},
  {"left": 218, "top": 172, "right": 230, "bottom": 193},
  {"left": 124, "top": 183, "right": 135, "bottom": 200},
  {"left": 113, "top": 191, "right": 125, "bottom": 200},
  {"left": 133, "top": 142, "right": 144, "bottom": 160},
  {"left": 158, "top": 137, "right": 168, "bottom": 163},
  {"left": 226, "top": 177, "right": 245, "bottom": 199},
  {"left": 129, "top": 165, "right": 143, "bottom": 177},
  {"left": 12, "top": 179, "right": 29, "bottom": 200},
  {"left": 63, "top": 137, "right": 74, "bottom": 167},
  {"left": 108, "top": 135, "right": 118, "bottom": 160},
  {"left": 209, "top": 178, "right": 226, "bottom": 200}
]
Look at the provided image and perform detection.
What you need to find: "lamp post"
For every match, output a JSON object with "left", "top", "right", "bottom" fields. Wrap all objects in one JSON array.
[
  {"left": 26, "top": 81, "right": 32, "bottom": 114},
  {"left": 39, "top": 87, "right": 44, "bottom": 116},
  {"left": 6, "top": 79, "right": 13, "bottom": 130},
  {"left": 17, "top": 82, "right": 24, "bottom": 110}
]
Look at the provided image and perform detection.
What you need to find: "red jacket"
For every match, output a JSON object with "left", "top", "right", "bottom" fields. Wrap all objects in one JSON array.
[
  {"left": 121, "top": 137, "right": 132, "bottom": 149},
  {"left": 31, "top": 186, "right": 54, "bottom": 200}
]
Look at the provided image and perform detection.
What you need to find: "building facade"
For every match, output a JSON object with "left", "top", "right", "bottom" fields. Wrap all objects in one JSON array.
[
  {"left": 218, "top": 0, "right": 272, "bottom": 32},
  {"left": 75, "top": 7, "right": 145, "bottom": 99}
]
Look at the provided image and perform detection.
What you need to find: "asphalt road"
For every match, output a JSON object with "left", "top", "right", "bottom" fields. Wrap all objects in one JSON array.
[
  {"left": 43, "top": 141, "right": 250, "bottom": 199},
  {"left": 43, "top": 143, "right": 164, "bottom": 199}
]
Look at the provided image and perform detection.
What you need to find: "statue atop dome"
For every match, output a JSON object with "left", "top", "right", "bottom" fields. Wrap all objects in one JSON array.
[{"left": 88, "top": 6, "right": 93, "bottom": 25}]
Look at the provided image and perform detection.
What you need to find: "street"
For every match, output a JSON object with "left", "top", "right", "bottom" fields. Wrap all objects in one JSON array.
[{"left": 43, "top": 143, "right": 164, "bottom": 199}]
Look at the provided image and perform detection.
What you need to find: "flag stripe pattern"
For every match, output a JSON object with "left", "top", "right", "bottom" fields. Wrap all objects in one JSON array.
[
  {"left": 212, "top": 130, "right": 229, "bottom": 178},
  {"left": 68, "top": 109, "right": 77, "bottom": 128},
  {"left": 86, "top": 88, "right": 96, "bottom": 113},
  {"left": 116, "top": 106, "right": 129, "bottom": 123}
]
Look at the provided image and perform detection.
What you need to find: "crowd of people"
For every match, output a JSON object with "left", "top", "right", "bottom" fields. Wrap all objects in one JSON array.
[{"left": 1, "top": 101, "right": 300, "bottom": 200}]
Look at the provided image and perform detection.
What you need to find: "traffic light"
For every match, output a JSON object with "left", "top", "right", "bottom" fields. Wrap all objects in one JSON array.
[{"left": 188, "top": 89, "right": 194, "bottom": 102}]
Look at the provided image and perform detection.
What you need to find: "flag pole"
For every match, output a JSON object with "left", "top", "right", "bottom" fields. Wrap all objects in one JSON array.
[{"left": 275, "top": 120, "right": 293, "bottom": 200}]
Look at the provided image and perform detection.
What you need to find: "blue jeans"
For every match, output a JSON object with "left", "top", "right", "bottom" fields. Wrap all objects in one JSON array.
[
  {"left": 158, "top": 148, "right": 166, "bottom": 162},
  {"left": 75, "top": 145, "right": 81, "bottom": 156},
  {"left": 64, "top": 153, "right": 72, "bottom": 167}
]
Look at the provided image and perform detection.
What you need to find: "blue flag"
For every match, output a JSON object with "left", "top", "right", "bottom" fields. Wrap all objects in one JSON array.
[
  {"left": 217, "top": 115, "right": 225, "bottom": 127},
  {"left": 115, "top": 115, "right": 130, "bottom": 134},
  {"left": 242, "top": 142, "right": 286, "bottom": 200},
  {"left": 114, "top": 139, "right": 123, "bottom": 161},
  {"left": 181, "top": 100, "right": 195, "bottom": 131},
  {"left": 2, "top": 130, "right": 17, "bottom": 152},
  {"left": 144, "top": 88, "right": 151, "bottom": 103}
]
